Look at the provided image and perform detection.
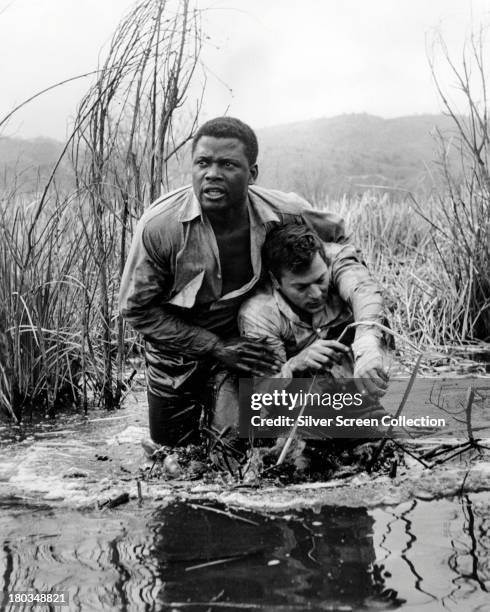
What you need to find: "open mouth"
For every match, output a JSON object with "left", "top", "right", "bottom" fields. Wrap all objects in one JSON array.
[{"left": 203, "top": 187, "right": 226, "bottom": 200}]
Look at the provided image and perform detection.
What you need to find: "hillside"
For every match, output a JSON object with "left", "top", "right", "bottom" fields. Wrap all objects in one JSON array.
[
  {"left": 0, "top": 136, "right": 71, "bottom": 195},
  {"left": 256, "top": 113, "right": 458, "bottom": 201},
  {"left": 0, "top": 113, "right": 459, "bottom": 200}
]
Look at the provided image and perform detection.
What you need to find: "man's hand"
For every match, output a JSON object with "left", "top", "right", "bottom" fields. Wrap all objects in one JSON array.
[
  {"left": 289, "top": 339, "right": 349, "bottom": 373},
  {"left": 211, "top": 337, "right": 281, "bottom": 376},
  {"left": 352, "top": 336, "right": 390, "bottom": 397}
]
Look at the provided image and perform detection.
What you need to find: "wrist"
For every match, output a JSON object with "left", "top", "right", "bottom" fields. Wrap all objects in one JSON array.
[
  {"left": 352, "top": 334, "right": 381, "bottom": 360},
  {"left": 209, "top": 338, "right": 225, "bottom": 359},
  {"left": 288, "top": 355, "right": 303, "bottom": 373}
]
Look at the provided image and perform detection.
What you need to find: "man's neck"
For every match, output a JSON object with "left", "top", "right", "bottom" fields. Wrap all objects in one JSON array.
[{"left": 206, "top": 201, "right": 249, "bottom": 235}]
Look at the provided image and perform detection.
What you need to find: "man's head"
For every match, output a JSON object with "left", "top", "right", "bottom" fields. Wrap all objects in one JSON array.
[
  {"left": 192, "top": 117, "right": 258, "bottom": 165},
  {"left": 263, "top": 224, "right": 330, "bottom": 314},
  {"left": 191, "top": 117, "right": 258, "bottom": 215}
]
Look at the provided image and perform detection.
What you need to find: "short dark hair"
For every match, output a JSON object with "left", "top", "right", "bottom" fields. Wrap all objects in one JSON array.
[
  {"left": 192, "top": 117, "right": 259, "bottom": 165},
  {"left": 263, "top": 223, "right": 325, "bottom": 280}
]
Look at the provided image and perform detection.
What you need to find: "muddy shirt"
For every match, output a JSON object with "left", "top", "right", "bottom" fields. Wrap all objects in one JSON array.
[{"left": 119, "top": 184, "right": 347, "bottom": 395}]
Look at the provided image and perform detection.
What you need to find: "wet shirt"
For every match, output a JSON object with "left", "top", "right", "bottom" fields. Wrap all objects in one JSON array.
[
  {"left": 119, "top": 184, "right": 347, "bottom": 394},
  {"left": 238, "top": 242, "right": 385, "bottom": 378}
]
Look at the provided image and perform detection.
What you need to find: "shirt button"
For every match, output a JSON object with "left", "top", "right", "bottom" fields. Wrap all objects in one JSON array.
[{"left": 217, "top": 273, "right": 222, "bottom": 279}]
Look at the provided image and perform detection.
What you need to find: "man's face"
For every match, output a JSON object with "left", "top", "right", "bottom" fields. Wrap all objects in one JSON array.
[
  {"left": 192, "top": 136, "right": 258, "bottom": 214},
  {"left": 275, "top": 252, "right": 329, "bottom": 314}
]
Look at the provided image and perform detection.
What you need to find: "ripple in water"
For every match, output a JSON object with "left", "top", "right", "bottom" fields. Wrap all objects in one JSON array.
[{"left": 0, "top": 495, "right": 489, "bottom": 610}]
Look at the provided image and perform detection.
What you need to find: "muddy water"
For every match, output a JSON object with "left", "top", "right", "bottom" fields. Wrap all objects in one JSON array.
[
  {"left": 1, "top": 496, "right": 489, "bottom": 610},
  {"left": 1, "top": 377, "right": 490, "bottom": 611}
]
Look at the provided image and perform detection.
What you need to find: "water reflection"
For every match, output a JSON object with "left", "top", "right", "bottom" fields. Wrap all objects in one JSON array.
[
  {"left": 147, "top": 503, "right": 400, "bottom": 609},
  {"left": 0, "top": 495, "right": 489, "bottom": 610},
  {"left": 445, "top": 495, "right": 490, "bottom": 605},
  {"left": 371, "top": 495, "right": 490, "bottom": 610}
]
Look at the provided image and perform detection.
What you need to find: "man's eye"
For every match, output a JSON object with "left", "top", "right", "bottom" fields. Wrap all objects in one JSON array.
[
  {"left": 196, "top": 160, "right": 207, "bottom": 167},
  {"left": 224, "top": 161, "right": 234, "bottom": 168}
]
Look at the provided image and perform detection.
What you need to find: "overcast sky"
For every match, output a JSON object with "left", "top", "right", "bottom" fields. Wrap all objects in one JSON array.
[{"left": 0, "top": 0, "right": 488, "bottom": 140}]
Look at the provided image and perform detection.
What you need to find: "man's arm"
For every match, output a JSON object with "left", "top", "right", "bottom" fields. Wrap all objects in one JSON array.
[
  {"left": 119, "top": 223, "right": 220, "bottom": 357},
  {"left": 327, "top": 243, "right": 389, "bottom": 395},
  {"left": 328, "top": 243, "right": 384, "bottom": 339},
  {"left": 119, "top": 222, "right": 279, "bottom": 374},
  {"left": 249, "top": 186, "right": 350, "bottom": 244}
]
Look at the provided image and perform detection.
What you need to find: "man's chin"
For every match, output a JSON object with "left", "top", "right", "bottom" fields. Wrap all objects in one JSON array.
[
  {"left": 200, "top": 195, "right": 229, "bottom": 212},
  {"left": 304, "top": 303, "right": 324, "bottom": 313}
]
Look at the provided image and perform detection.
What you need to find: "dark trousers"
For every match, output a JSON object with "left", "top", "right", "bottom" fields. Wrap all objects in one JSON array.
[
  {"left": 148, "top": 389, "right": 202, "bottom": 446},
  {"left": 147, "top": 369, "right": 239, "bottom": 446}
]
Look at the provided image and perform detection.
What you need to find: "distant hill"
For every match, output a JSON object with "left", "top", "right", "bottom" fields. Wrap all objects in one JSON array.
[
  {"left": 256, "top": 113, "right": 459, "bottom": 202},
  {"left": 0, "top": 113, "right": 460, "bottom": 200},
  {"left": 0, "top": 136, "right": 70, "bottom": 195}
]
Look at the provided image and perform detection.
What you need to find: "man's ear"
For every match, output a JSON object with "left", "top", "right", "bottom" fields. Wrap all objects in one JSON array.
[{"left": 248, "top": 163, "right": 258, "bottom": 184}]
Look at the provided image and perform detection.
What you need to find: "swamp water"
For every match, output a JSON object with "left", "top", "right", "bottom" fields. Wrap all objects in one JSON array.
[
  {"left": 1, "top": 378, "right": 490, "bottom": 611},
  {"left": 1, "top": 495, "right": 490, "bottom": 611}
]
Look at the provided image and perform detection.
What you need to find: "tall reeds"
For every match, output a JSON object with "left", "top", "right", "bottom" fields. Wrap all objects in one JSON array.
[
  {"left": 0, "top": 0, "right": 204, "bottom": 418},
  {"left": 0, "top": 188, "right": 89, "bottom": 418},
  {"left": 326, "top": 194, "right": 488, "bottom": 348},
  {"left": 70, "top": 0, "right": 203, "bottom": 409}
]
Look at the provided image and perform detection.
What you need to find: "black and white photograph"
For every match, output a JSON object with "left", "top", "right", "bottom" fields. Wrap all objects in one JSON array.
[{"left": 1, "top": 1, "right": 490, "bottom": 610}]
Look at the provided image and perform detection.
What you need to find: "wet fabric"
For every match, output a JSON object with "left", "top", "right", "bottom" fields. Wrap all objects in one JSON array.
[
  {"left": 147, "top": 390, "right": 202, "bottom": 446},
  {"left": 238, "top": 241, "right": 385, "bottom": 378},
  {"left": 119, "top": 184, "right": 347, "bottom": 396},
  {"left": 147, "top": 368, "right": 239, "bottom": 446}
]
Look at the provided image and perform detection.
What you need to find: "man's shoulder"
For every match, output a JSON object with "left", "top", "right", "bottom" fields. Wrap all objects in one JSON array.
[
  {"left": 323, "top": 242, "right": 349, "bottom": 258},
  {"left": 249, "top": 185, "right": 311, "bottom": 214},
  {"left": 322, "top": 242, "right": 362, "bottom": 265},
  {"left": 139, "top": 185, "right": 193, "bottom": 236},
  {"left": 239, "top": 284, "right": 280, "bottom": 322},
  {"left": 241, "top": 284, "right": 274, "bottom": 307},
  {"left": 144, "top": 185, "right": 192, "bottom": 218},
  {"left": 249, "top": 185, "right": 347, "bottom": 243}
]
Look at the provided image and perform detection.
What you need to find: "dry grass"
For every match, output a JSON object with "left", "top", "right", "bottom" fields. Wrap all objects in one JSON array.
[{"left": 326, "top": 192, "right": 489, "bottom": 350}]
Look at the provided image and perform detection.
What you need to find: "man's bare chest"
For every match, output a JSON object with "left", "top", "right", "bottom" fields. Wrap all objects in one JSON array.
[{"left": 214, "top": 225, "right": 253, "bottom": 295}]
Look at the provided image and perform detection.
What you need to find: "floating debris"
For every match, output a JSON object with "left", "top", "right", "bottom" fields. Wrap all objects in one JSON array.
[
  {"left": 62, "top": 468, "right": 89, "bottom": 479},
  {"left": 99, "top": 492, "right": 130, "bottom": 509}
]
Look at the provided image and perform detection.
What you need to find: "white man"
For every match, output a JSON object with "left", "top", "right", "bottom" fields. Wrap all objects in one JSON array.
[{"left": 238, "top": 223, "right": 390, "bottom": 399}]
